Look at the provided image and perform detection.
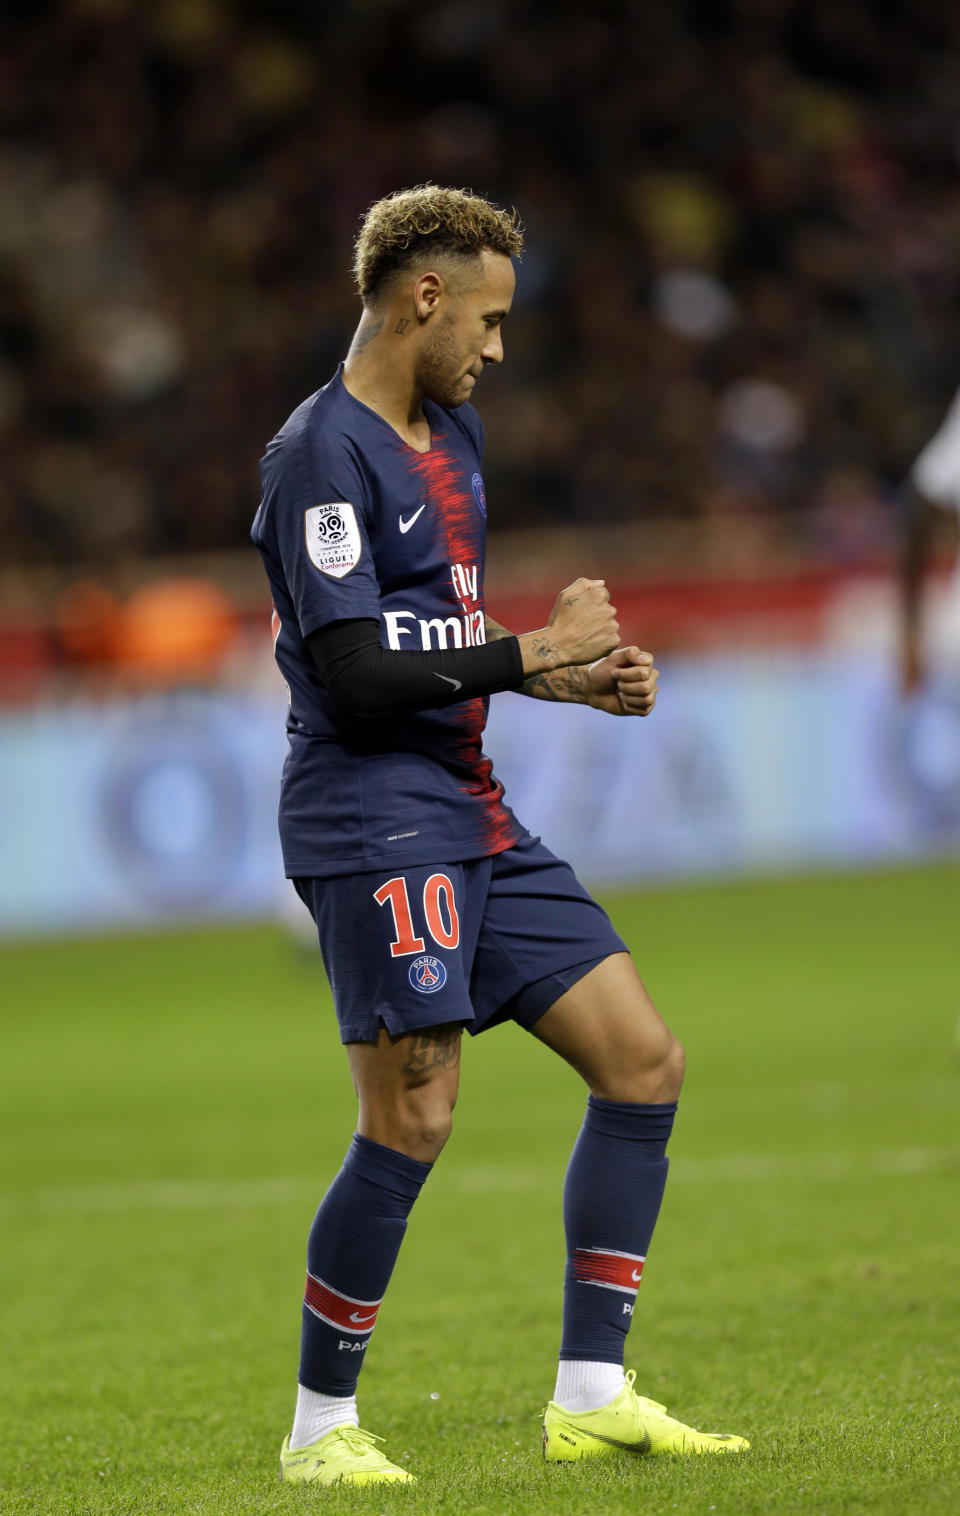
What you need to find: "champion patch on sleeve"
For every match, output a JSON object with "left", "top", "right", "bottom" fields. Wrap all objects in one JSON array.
[{"left": 304, "top": 502, "right": 362, "bottom": 578}]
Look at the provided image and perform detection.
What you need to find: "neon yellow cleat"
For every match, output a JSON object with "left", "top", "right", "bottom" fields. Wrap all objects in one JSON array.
[
  {"left": 542, "top": 1371, "right": 750, "bottom": 1461},
  {"left": 280, "top": 1426, "right": 415, "bottom": 1486}
]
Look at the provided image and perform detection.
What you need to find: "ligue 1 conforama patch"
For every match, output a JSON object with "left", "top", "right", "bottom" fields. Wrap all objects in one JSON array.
[
  {"left": 471, "top": 472, "right": 486, "bottom": 516},
  {"left": 409, "top": 955, "right": 447, "bottom": 993},
  {"left": 304, "top": 502, "right": 362, "bottom": 578}
]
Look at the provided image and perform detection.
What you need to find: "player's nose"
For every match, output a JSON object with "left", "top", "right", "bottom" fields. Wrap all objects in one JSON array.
[{"left": 481, "top": 329, "right": 504, "bottom": 364}]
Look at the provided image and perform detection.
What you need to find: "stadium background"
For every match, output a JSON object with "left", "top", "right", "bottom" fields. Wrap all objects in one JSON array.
[
  {"left": 4, "top": 0, "right": 960, "bottom": 931},
  {"left": 2, "top": 7, "right": 959, "bottom": 1514}
]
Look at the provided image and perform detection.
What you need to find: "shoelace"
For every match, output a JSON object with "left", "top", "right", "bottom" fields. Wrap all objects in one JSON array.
[
  {"left": 329, "top": 1426, "right": 384, "bottom": 1456},
  {"left": 624, "top": 1372, "right": 668, "bottom": 1413}
]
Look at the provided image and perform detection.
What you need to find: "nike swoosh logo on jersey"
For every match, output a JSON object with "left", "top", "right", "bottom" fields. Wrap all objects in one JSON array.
[
  {"left": 348, "top": 1311, "right": 377, "bottom": 1325},
  {"left": 398, "top": 504, "right": 427, "bottom": 532},
  {"left": 631, "top": 1269, "right": 643, "bottom": 1282},
  {"left": 435, "top": 674, "right": 462, "bottom": 691}
]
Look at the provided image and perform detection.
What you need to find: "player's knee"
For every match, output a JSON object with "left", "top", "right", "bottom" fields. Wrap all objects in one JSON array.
[
  {"left": 661, "top": 1033, "right": 685, "bottom": 1099},
  {"left": 419, "top": 1110, "right": 454, "bottom": 1162},
  {"left": 639, "top": 1029, "right": 684, "bottom": 1101},
  {"left": 639, "top": 1033, "right": 684, "bottom": 1101},
  {"left": 593, "top": 1029, "right": 684, "bottom": 1104},
  {"left": 385, "top": 1089, "right": 455, "bottom": 1163},
  {"left": 398, "top": 1110, "right": 453, "bottom": 1163}
]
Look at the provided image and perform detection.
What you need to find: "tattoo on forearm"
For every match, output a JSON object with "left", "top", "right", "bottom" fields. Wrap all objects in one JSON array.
[
  {"left": 522, "top": 672, "right": 555, "bottom": 699},
  {"left": 522, "top": 664, "right": 589, "bottom": 703},
  {"left": 394, "top": 318, "right": 410, "bottom": 334},
  {"left": 354, "top": 318, "right": 384, "bottom": 353},
  {"left": 483, "top": 616, "right": 511, "bottom": 642},
  {"left": 484, "top": 616, "right": 586, "bottom": 702},
  {"left": 401, "top": 1024, "right": 461, "bottom": 1077},
  {"left": 532, "top": 637, "right": 558, "bottom": 662}
]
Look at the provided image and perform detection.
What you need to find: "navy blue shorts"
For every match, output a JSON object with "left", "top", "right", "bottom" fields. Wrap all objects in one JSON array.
[{"left": 294, "top": 834, "right": 627, "bottom": 1043}]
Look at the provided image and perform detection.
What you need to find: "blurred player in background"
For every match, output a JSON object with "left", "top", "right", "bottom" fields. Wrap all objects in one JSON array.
[
  {"left": 251, "top": 185, "right": 749, "bottom": 1488},
  {"left": 902, "top": 388, "right": 960, "bottom": 691},
  {"left": 901, "top": 389, "right": 960, "bottom": 1057}
]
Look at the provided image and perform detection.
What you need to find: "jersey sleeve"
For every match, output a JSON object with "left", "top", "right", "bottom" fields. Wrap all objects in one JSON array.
[{"left": 263, "top": 426, "right": 382, "bottom": 637}]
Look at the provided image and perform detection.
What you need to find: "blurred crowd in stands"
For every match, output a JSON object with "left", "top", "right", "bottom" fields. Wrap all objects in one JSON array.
[{"left": 3, "top": 0, "right": 960, "bottom": 578}]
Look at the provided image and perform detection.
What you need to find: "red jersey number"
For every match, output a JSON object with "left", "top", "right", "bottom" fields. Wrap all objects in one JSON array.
[{"left": 373, "top": 873, "right": 461, "bottom": 957}]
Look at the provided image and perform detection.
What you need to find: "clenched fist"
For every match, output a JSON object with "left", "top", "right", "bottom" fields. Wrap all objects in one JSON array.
[
  {"left": 587, "top": 646, "right": 659, "bottom": 717},
  {"left": 543, "top": 577, "right": 620, "bottom": 668}
]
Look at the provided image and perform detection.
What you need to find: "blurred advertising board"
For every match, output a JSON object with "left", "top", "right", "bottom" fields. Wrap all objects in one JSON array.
[
  {"left": 2, "top": 654, "right": 960, "bottom": 937},
  {"left": 0, "top": 692, "right": 287, "bottom": 936}
]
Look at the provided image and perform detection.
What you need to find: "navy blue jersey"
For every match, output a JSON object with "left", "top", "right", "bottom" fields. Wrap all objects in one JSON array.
[{"left": 251, "top": 364, "right": 525, "bottom": 877}]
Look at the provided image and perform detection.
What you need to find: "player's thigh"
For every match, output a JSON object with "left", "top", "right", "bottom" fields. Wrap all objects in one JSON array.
[
  {"left": 346, "top": 1021, "right": 463, "bottom": 1162},
  {"left": 297, "top": 861, "right": 486, "bottom": 1044},
  {"left": 297, "top": 860, "right": 488, "bottom": 1159},
  {"left": 469, "top": 836, "right": 627, "bottom": 1035},
  {"left": 531, "top": 952, "right": 684, "bottom": 1103}
]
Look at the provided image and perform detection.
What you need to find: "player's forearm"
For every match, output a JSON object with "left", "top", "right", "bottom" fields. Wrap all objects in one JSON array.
[
  {"left": 485, "top": 616, "right": 591, "bottom": 702},
  {"left": 486, "top": 579, "right": 619, "bottom": 680},
  {"left": 518, "top": 664, "right": 592, "bottom": 702},
  {"left": 308, "top": 618, "right": 525, "bottom": 718}
]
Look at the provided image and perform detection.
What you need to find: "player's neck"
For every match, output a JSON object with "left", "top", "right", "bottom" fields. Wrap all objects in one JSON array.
[{"left": 343, "top": 313, "right": 430, "bottom": 452}]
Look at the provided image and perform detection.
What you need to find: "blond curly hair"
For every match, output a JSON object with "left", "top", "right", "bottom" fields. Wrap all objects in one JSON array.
[{"left": 353, "top": 184, "right": 523, "bottom": 305}]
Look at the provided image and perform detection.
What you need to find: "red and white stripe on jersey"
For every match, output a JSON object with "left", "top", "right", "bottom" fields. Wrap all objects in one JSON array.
[
  {"left": 303, "top": 1272, "right": 383, "bottom": 1334},
  {"left": 572, "top": 1247, "right": 646, "bottom": 1295}
]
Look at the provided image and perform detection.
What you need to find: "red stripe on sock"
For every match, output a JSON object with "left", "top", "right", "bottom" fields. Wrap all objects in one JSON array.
[
  {"left": 303, "top": 1273, "right": 382, "bottom": 1333},
  {"left": 572, "top": 1248, "right": 645, "bottom": 1292}
]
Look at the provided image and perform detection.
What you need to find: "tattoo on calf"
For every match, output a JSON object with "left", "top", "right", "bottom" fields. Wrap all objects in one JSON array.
[{"left": 402, "top": 1024, "right": 461, "bottom": 1077}]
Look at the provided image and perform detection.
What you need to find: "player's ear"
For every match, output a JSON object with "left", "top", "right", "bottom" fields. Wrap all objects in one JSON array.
[{"left": 413, "top": 271, "right": 443, "bottom": 321}]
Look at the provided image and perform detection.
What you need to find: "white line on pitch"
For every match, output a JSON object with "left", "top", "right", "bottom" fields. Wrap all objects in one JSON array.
[{"left": 2, "top": 1146, "right": 956, "bottom": 1216}]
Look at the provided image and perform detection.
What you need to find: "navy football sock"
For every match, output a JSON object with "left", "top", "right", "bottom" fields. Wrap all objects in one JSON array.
[
  {"left": 559, "top": 1095, "right": 677, "bottom": 1365},
  {"left": 298, "top": 1133, "right": 431, "bottom": 1395}
]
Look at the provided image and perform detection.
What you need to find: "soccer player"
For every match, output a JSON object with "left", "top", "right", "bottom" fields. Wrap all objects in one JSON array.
[
  {"left": 901, "top": 387, "right": 960, "bottom": 692},
  {"left": 251, "top": 185, "right": 749, "bottom": 1487}
]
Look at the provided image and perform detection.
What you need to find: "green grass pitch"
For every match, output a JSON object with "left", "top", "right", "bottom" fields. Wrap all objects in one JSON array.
[{"left": 2, "top": 862, "right": 959, "bottom": 1515}]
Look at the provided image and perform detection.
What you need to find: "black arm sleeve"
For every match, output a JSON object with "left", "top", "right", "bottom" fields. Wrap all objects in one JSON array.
[{"left": 308, "top": 618, "right": 525, "bottom": 718}]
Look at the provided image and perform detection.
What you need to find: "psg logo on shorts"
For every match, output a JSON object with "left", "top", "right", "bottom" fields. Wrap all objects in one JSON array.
[
  {"left": 409, "top": 955, "right": 447, "bottom": 993},
  {"left": 471, "top": 472, "right": 486, "bottom": 517}
]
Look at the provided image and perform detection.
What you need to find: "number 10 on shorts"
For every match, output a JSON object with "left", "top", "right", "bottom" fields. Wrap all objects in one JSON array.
[{"left": 373, "top": 874, "right": 461, "bottom": 956}]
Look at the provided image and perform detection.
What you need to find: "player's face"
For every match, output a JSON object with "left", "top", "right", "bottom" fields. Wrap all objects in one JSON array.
[{"left": 417, "top": 251, "right": 515, "bottom": 409}]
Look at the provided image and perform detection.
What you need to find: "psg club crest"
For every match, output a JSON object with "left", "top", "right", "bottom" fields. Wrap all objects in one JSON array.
[
  {"left": 471, "top": 472, "right": 486, "bottom": 517},
  {"left": 304, "top": 502, "right": 362, "bottom": 578},
  {"left": 409, "top": 955, "right": 447, "bottom": 994}
]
